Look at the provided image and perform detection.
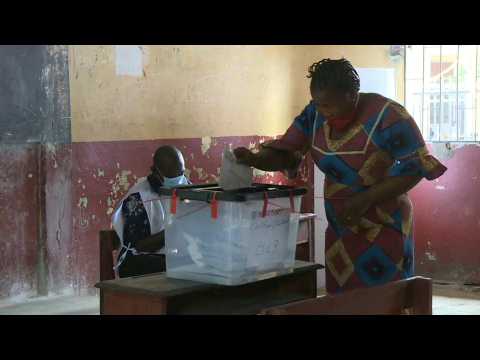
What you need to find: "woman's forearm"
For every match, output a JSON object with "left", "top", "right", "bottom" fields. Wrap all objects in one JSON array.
[
  {"left": 250, "top": 147, "right": 300, "bottom": 172},
  {"left": 365, "top": 175, "right": 422, "bottom": 206}
]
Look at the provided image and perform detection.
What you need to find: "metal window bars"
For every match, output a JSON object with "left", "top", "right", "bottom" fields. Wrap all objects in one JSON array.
[{"left": 405, "top": 45, "right": 480, "bottom": 143}]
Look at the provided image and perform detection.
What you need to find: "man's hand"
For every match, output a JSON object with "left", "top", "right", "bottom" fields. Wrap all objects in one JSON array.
[
  {"left": 135, "top": 231, "right": 165, "bottom": 253},
  {"left": 337, "top": 191, "right": 374, "bottom": 227}
]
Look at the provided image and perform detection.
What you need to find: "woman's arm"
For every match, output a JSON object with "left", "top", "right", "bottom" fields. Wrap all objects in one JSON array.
[
  {"left": 338, "top": 101, "right": 447, "bottom": 228},
  {"left": 234, "top": 147, "right": 303, "bottom": 172},
  {"left": 234, "top": 103, "right": 315, "bottom": 173},
  {"left": 337, "top": 175, "right": 422, "bottom": 227}
]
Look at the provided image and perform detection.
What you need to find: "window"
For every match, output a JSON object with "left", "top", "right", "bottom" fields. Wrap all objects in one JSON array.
[{"left": 405, "top": 45, "right": 480, "bottom": 142}]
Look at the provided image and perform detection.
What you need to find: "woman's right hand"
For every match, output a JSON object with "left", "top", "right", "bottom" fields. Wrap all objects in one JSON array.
[{"left": 233, "top": 147, "right": 256, "bottom": 167}]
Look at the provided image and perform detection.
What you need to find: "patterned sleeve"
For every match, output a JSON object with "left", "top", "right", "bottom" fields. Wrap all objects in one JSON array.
[
  {"left": 377, "top": 101, "right": 447, "bottom": 180},
  {"left": 122, "top": 192, "right": 151, "bottom": 248},
  {"left": 262, "top": 102, "right": 317, "bottom": 153}
]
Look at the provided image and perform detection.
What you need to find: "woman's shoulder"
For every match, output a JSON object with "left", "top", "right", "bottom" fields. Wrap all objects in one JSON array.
[
  {"left": 301, "top": 100, "right": 318, "bottom": 117},
  {"left": 360, "top": 93, "right": 407, "bottom": 110},
  {"left": 360, "top": 94, "right": 415, "bottom": 133},
  {"left": 292, "top": 101, "right": 320, "bottom": 130},
  {"left": 359, "top": 92, "right": 391, "bottom": 106},
  {"left": 359, "top": 93, "right": 411, "bottom": 118}
]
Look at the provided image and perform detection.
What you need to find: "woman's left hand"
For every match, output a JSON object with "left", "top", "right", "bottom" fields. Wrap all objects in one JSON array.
[{"left": 337, "top": 191, "right": 374, "bottom": 227}]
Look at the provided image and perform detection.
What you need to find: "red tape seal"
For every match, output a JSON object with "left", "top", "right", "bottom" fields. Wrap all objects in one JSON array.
[
  {"left": 262, "top": 191, "right": 268, "bottom": 217},
  {"left": 170, "top": 189, "right": 177, "bottom": 214},
  {"left": 289, "top": 191, "right": 295, "bottom": 213},
  {"left": 211, "top": 193, "right": 218, "bottom": 219}
]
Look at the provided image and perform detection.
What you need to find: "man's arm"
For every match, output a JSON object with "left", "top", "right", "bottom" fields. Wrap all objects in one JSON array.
[
  {"left": 135, "top": 231, "right": 165, "bottom": 252},
  {"left": 122, "top": 193, "right": 165, "bottom": 253}
]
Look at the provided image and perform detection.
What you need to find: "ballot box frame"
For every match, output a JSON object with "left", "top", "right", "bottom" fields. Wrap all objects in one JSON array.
[{"left": 156, "top": 183, "right": 307, "bottom": 202}]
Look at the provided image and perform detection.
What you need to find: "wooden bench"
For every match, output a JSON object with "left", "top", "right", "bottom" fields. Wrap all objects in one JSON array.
[{"left": 259, "top": 276, "right": 432, "bottom": 315}]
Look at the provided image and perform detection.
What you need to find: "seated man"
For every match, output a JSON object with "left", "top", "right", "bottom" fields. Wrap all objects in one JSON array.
[{"left": 112, "top": 145, "right": 191, "bottom": 278}]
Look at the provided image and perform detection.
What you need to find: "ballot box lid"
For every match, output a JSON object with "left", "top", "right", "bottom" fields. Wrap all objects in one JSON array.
[{"left": 156, "top": 183, "right": 307, "bottom": 202}]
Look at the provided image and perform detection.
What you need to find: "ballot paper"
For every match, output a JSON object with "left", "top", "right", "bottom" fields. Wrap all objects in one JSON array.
[{"left": 219, "top": 148, "right": 253, "bottom": 190}]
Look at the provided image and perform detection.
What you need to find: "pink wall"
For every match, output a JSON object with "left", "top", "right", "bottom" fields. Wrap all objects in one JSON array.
[
  {"left": 0, "top": 145, "right": 39, "bottom": 297},
  {"left": 2, "top": 136, "right": 476, "bottom": 297},
  {"left": 411, "top": 144, "right": 480, "bottom": 283}
]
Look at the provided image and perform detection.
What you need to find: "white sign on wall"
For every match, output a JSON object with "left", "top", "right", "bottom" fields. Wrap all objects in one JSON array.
[
  {"left": 357, "top": 67, "right": 396, "bottom": 101},
  {"left": 115, "top": 45, "right": 143, "bottom": 77}
]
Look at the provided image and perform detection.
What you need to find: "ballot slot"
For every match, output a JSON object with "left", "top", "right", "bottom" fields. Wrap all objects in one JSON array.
[{"left": 160, "top": 184, "right": 306, "bottom": 286}]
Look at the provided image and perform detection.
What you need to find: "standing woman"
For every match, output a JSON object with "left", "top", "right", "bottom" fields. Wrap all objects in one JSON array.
[{"left": 234, "top": 59, "right": 447, "bottom": 294}]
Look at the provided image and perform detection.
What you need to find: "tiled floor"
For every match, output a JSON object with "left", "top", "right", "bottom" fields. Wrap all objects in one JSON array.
[
  {"left": 0, "top": 294, "right": 100, "bottom": 315},
  {"left": 1, "top": 286, "right": 479, "bottom": 315},
  {"left": 433, "top": 296, "right": 480, "bottom": 315}
]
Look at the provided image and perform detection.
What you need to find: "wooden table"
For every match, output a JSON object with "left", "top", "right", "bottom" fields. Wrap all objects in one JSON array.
[{"left": 95, "top": 261, "right": 323, "bottom": 315}]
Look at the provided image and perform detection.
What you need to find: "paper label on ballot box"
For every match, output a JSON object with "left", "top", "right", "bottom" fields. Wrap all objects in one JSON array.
[{"left": 246, "top": 208, "right": 292, "bottom": 269}]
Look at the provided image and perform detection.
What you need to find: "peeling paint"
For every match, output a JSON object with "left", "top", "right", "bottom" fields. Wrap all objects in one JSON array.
[
  {"left": 97, "top": 169, "right": 105, "bottom": 177},
  {"left": 193, "top": 166, "right": 209, "bottom": 181},
  {"left": 118, "top": 170, "right": 132, "bottom": 191},
  {"left": 201, "top": 136, "right": 212, "bottom": 155},
  {"left": 253, "top": 168, "right": 275, "bottom": 178},
  {"left": 110, "top": 170, "right": 133, "bottom": 199},
  {"left": 77, "top": 197, "right": 88, "bottom": 209},
  {"left": 464, "top": 207, "right": 473, "bottom": 217},
  {"left": 425, "top": 241, "right": 437, "bottom": 261},
  {"left": 45, "top": 143, "right": 59, "bottom": 169}
]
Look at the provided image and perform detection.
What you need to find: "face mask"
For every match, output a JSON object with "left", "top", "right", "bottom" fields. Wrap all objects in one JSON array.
[
  {"left": 327, "top": 110, "right": 356, "bottom": 132},
  {"left": 326, "top": 94, "right": 360, "bottom": 132},
  {"left": 162, "top": 174, "right": 189, "bottom": 188}
]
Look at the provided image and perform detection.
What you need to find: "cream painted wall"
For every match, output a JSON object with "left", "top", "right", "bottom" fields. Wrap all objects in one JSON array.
[
  {"left": 70, "top": 45, "right": 303, "bottom": 142},
  {"left": 70, "top": 45, "right": 404, "bottom": 142}
]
